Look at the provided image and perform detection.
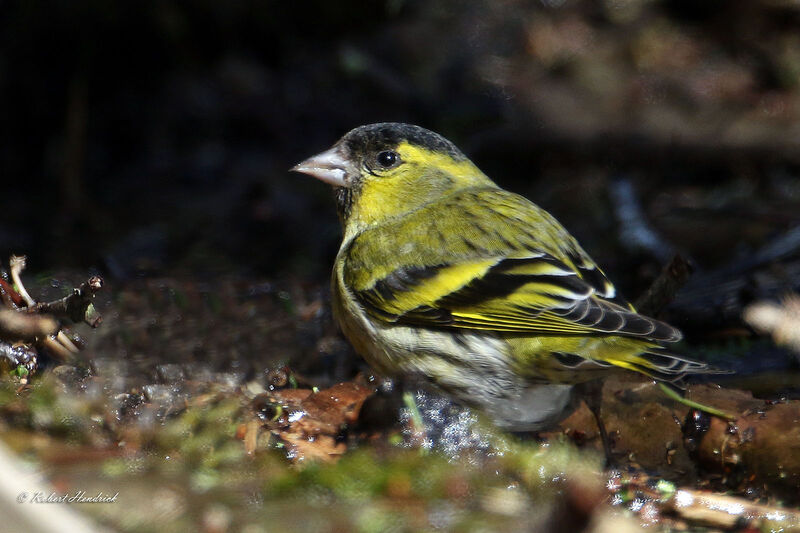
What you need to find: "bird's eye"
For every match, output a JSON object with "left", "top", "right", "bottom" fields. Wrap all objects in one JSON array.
[{"left": 376, "top": 150, "right": 399, "bottom": 168}]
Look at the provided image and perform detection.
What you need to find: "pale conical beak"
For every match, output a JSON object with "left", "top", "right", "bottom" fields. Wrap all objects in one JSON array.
[{"left": 290, "top": 146, "right": 350, "bottom": 187}]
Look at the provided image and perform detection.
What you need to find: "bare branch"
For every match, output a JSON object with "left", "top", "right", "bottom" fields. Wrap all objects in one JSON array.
[
  {"left": 9, "top": 255, "right": 35, "bottom": 307},
  {"left": 42, "top": 335, "right": 75, "bottom": 361},
  {"left": 635, "top": 254, "right": 693, "bottom": 317},
  {"left": 26, "top": 276, "right": 104, "bottom": 327}
]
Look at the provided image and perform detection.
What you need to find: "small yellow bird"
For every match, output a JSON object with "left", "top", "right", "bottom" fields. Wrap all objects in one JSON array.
[{"left": 292, "top": 123, "right": 717, "bottom": 438}]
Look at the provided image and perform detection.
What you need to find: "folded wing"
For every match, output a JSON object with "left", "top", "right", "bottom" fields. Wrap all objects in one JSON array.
[{"left": 353, "top": 251, "right": 682, "bottom": 342}]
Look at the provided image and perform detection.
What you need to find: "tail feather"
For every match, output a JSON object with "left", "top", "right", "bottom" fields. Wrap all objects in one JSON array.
[{"left": 618, "top": 349, "right": 731, "bottom": 387}]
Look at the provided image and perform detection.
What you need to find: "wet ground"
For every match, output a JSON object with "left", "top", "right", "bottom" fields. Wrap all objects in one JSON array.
[{"left": 1, "top": 263, "right": 800, "bottom": 532}]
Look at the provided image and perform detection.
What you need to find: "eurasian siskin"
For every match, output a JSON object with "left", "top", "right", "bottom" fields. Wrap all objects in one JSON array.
[{"left": 292, "top": 122, "right": 718, "bottom": 434}]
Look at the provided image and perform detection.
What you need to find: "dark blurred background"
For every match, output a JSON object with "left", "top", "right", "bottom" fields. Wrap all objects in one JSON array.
[{"left": 3, "top": 0, "right": 800, "bottom": 301}]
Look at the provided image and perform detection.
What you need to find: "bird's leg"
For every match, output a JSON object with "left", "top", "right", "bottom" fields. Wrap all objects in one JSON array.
[{"left": 579, "top": 379, "right": 614, "bottom": 466}]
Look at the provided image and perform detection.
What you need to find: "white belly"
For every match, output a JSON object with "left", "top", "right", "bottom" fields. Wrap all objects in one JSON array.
[{"left": 333, "top": 260, "right": 577, "bottom": 431}]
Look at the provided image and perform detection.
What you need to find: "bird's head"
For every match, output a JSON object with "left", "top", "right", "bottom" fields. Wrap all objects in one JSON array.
[{"left": 292, "top": 123, "right": 493, "bottom": 232}]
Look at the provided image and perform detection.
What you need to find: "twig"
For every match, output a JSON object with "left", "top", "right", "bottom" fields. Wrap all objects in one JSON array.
[
  {"left": 748, "top": 224, "right": 800, "bottom": 269},
  {"left": 9, "top": 256, "right": 35, "bottom": 307},
  {"left": 26, "top": 276, "right": 104, "bottom": 327},
  {"left": 609, "top": 177, "right": 676, "bottom": 263},
  {"left": 634, "top": 255, "right": 693, "bottom": 317},
  {"left": 42, "top": 336, "right": 74, "bottom": 361},
  {"left": 0, "top": 279, "right": 24, "bottom": 309},
  {"left": 670, "top": 225, "right": 800, "bottom": 322},
  {"left": 56, "top": 330, "right": 80, "bottom": 353}
]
